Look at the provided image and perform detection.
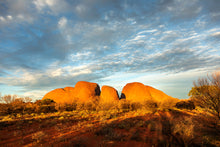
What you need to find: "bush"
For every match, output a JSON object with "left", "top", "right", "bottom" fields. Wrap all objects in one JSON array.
[
  {"left": 175, "top": 100, "right": 195, "bottom": 110},
  {"left": 0, "top": 104, "right": 12, "bottom": 115},
  {"left": 38, "top": 105, "right": 57, "bottom": 113},
  {"left": 117, "top": 100, "right": 130, "bottom": 110},
  {"left": 189, "top": 71, "right": 220, "bottom": 119},
  {"left": 39, "top": 99, "right": 55, "bottom": 105},
  {"left": 56, "top": 103, "right": 77, "bottom": 111},
  {"left": 171, "top": 117, "right": 195, "bottom": 146},
  {"left": 35, "top": 99, "right": 57, "bottom": 113}
]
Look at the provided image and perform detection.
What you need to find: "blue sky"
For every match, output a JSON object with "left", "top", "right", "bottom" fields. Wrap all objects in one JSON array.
[{"left": 0, "top": 0, "right": 220, "bottom": 100}]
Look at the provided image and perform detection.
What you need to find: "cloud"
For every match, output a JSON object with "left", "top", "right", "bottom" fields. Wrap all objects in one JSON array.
[
  {"left": 211, "top": 32, "right": 220, "bottom": 38},
  {"left": 0, "top": 0, "right": 37, "bottom": 25},
  {"left": 0, "top": 25, "right": 70, "bottom": 71},
  {"left": 58, "top": 17, "right": 67, "bottom": 28},
  {"left": 33, "top": 0, "right": 70, "bottom": 15},
  {"left": 0, "top": 0, "right": 220, "bottom": 99},
  {"left": 0, "top": 63, "right": 101, "bottom": 92}
]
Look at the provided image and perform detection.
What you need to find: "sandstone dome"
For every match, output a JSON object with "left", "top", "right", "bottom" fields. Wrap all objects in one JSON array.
[
  {"left": 42, "top": 81, "right": 100, "bottom": 103},
  {"left": 64, "top": 87, "right": 75, "bottom": 92},
  {"left": 121, "top": 82, "right": 152, "bottom": 102},
  {"left": 74, "top": 81, "right": 100, "bottom": 102},
  {"left": 121, "top": 82, "right": 177, "bottom": 104},
  {"left": 145, "top": 86, "right": 172, "bottom": 102},
  {"left": 42, "top": 87, "right": 75, "bottom": 104},
  {"left": 100, "top": 85, "right": 119, "bottom": 103}
]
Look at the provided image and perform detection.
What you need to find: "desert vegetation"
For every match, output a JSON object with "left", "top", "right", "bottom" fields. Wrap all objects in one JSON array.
[
  {"left": 189, "top": 72, "right": 220, "bottom": 120},
  {"left": 0, "top": 79, "right": 220, "bottom": 146}
]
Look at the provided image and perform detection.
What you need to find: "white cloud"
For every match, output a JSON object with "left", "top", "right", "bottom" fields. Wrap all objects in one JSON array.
[
  {"left": 33, "top": 0, "right": 55, "bottom": 11},
  {"left": 0, "top": 16, "right": 5, "bottom": 22},
  {"left": 0, "top": 15, "right": 13, "bottom": 24},
  {"left": 137, "top": 29, "right": 157, "bottom": 34},
  {"left": 58, "top": 17, "right": 67, "bottom": 28},
  {"left": 51, "top": 68, "right": 63, "bottom": 77},
  {"left": 211, "top": 31, "right": 220, "bottom": 37},
  {"left": 33, "top": 0, "right": 69, "bottom": 15}
]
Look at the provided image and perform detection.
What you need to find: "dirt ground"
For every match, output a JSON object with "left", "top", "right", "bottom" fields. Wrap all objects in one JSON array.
[{"left": 0, "top": 109, "right": 220, "bottom": 147}]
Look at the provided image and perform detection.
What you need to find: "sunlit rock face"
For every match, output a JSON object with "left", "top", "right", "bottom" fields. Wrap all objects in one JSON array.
[
  {"left": 42, "top": 81, "right": 100, "bottom": 103},
  {"left": 64, "top": 87, "right": 75, "bottom": 92},
  {"left": 121, "top": 82, "right": 177, "bottom": 104},
  {"left": 74, "top": 81, "right": 100, "bottom": 102},
  {"left": 121, "top": 82, "right": 152, "bottom": 102},
  {"left": 100, "top": 85, "right": 119, "bottom": 103},
  {"left": 42, "top": 87, "right": 75, "bottom": 104},
  {"left": 145, "top": 85, "right": 179, "bottom": 105},
  {"left": 42, "top": 81, "right": 178, "bottom": 105},
  {"left": 145, "top": 86, "right": 172, "bottom": 102}
]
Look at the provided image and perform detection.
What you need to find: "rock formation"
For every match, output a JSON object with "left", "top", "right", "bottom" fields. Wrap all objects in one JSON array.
[
  {"left": 74, "top": 81, "right": 100, "bottom": 102},
  {"left": 121, "top": 82, "right": 152, "bottom": 102},
  {"left": 100, "top": 85, "right": 119, "bottom": 103},
  {"left": 42, "top": 87, "right": 75, "bottom": 104},
  {"left": 42, "top": 81, "right": 100, "bottom": 104},
  {"left": 121, "top": 82, "right": 177, "bottom": 105},
  {"left": 42, "top": 81, "right": 178, "bottom": 105}
]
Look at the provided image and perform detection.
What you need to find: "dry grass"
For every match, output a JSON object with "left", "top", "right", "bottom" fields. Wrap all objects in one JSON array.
[{"left": 0, "top": 100, "right": 219, "bottom": 146}]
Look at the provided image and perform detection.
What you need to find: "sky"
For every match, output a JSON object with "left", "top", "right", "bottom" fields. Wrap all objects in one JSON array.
[{"left": 0, "top": 0, "right": 220, "bottom": 101}]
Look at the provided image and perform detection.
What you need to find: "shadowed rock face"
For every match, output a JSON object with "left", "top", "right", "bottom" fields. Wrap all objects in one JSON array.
[
  {"left": 74, "top": 81, "right": 100, "bottom": 102},
  {"left": 100, "top": 85, "right": 119, "bottom": 103},
  {"left": 42, "top": 87, "right": 75, "bottom": 104},
  {"left": 121, "top": 82, "right": 152, "bottom": 102}
]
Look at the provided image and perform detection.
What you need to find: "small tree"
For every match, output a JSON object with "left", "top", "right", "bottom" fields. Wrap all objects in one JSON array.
[
  {"left": 23, "top": 97, "right": 32, "bottom": 103},
  {"left": 0, "top": 94, "right": 17, "bottom": 104},
  {"left": 189, "top": 72, "right": 220, "bottom": 119}
]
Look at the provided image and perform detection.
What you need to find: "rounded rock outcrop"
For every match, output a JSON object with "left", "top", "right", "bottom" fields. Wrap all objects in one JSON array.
[
  {"left": 42, "top": 87, "right": 75, "bottom": 104},
  {"left": 121, "top": 82, "right": 152, "bottom": 102},
  {"left": 100, "top": 85, "right": 119, "bottom": 103},
  {"left": 74, "top": 81, "right": 100, "bottom": 102},
  {"left": 146, "top": 86, "right": 172, "bottom": 102}
]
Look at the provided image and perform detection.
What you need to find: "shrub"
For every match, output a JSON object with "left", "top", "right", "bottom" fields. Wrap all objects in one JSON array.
[
  {"left": 36, "top": 99, "right": 56, "bottom": 113},
  {"left": 39, "top": 99, "right": 55, "bottom": 105},
  {"left": 56, "top": 103, "right": 77, "bottom": 111},
  {"left": 117, "top": 100, "right": 130, "bottom": 111},
  {"left": 171, "top": 117, "right": 195, "bottom": 146},
  {"left": 0, "top": 94, "right": 17, "bottom": 104},
  {"left": 175, "top": 100, "right": 195, "bottom": 110},
  {"left": 130, "top": 102, "right": 143, "bottom": 111},
  {"left": 144, "top": 100, "right": 158, "bottom": 109},
  {"left": 32, "top": 131, "right": 47, "bottom": 143},
  {"left": 0, "top": 104, "right": 12, "bottom": 115},
  {"left": 11, "top": 99, "right": 25, "bottom": 114},
  {"left": 189, "top": 71, "right": 220, "bottom": 119},
  {"left": 38, "top": 105, "right": 57, "bottom": 113}
]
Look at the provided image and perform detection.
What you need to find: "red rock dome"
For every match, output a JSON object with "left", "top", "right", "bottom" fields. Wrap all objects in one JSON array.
[
  {"left": 74, "top": 81, "right": 100, "bottom": 102},
  {"left": 121, "top": 82, "right": 178, "bottom": 105},
  {"left": 121, "top": 82, "right": 152, "bottom": 102},
  {"left": 100, "top": 85, "right": 119, "bottom": 103},
  {"left": 42, "top": 87, "right": 75, "bottom": 104}
]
